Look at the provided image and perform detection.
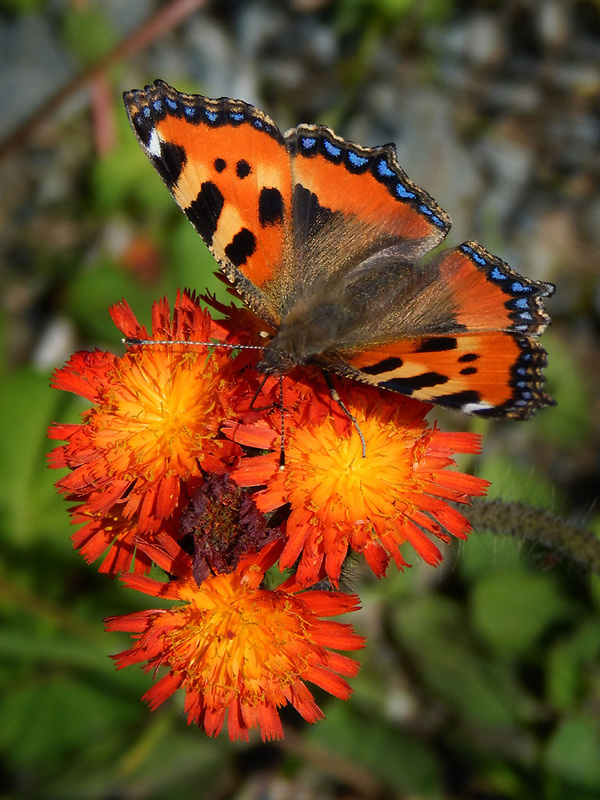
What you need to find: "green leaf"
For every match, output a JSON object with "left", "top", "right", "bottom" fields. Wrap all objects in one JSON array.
[
  {"left": 64, "top": 255, "right": 160, "bottom": 342},
  {"left": 165, "top": 218, "right": 236, "bottom": 305},
  {"left": 391, "top": 595, "right": 536, "bottom": 729},
  {"left": 0, "top": 368, "right": 69, "bottom": 547},
  {"left": 545, "top": 715, "right": 600, "bottom": 790},
  {"left": 534, "top": 333, "right": 591, "bottom": 447},
  {"left": 470, "top": 568, "right": 574, "bottom": 656},
  {"left": 546, "top": 620, "right": 600, "bottom": 712},
  {"left": 476, "top": 451, "right": 558, "bottom": 508},
  {"left": 0, "top": 675, "right": 138, "bottom": 769},
  {"left": 60, "top": 6, "right": 116, "bottom": 66},
  {"left": 458, "top": 531, "right": 524, "bottom": 582}
]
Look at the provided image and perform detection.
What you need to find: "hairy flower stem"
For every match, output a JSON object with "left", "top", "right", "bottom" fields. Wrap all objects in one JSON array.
[{"left": 465, "top": 499, "right": 600, "bottom": 575}]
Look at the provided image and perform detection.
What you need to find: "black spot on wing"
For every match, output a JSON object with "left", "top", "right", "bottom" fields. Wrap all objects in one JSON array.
[
  {"left": 434, "top": 390, "right": 482, "bottom": 410},
  {"left": 214, "top": 158, "right": 226, "bottom": 173},
  {"left": 460, "top": 366, "right": 478, "bottom": 375},
  {"left": 293, "top": 184, "right": 336, "bottom": 242},
  {"left": 185, "top": 182, "right": 224, "bottom": 246},
  {"left": 153, "top": 141, "right": 187, "bottom": 189},
  {"left": 458, "top": 353, "right": 479, "bottom": 363},
  {"left": 416, "top": 337, "right": 457, "bottom": 353},
  {"left": 360, "top": 357, "right": 403, "bottom": 375},
  {"left": 225, "top": 228, "right": 256, "bottom": 266},
  {"left": 258, "top": 188, "right": 285, "bottom": 227},
  {"left": 383, "top": 372, "right": 449, "bottom": 394},
  {"left": 236, "top": 159, "right": 252, "bottom": 178},
  {"left": 130, "top": 111, "right": 153, "bottom": 148}
]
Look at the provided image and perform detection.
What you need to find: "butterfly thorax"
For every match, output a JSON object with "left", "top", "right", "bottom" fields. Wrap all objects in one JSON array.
[{"left": 258, "top": 301, "right": 354, "bottom": 375}]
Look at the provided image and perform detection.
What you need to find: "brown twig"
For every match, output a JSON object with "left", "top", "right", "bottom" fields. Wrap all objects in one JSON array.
[{"left": 0, "top": 0, "right": 207, "bottom": 163}]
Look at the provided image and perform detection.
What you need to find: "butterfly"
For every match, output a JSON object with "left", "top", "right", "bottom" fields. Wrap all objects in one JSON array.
[{"left": 123, "top": 80, "right": 555, "bottom": 419}]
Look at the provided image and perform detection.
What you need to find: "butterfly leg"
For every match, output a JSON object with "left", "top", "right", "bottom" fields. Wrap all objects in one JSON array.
[{"left": 323, "top": 372, "right": 367, "bottom": 458}]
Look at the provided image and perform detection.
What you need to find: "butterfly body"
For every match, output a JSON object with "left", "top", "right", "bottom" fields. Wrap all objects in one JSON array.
[{"left": 124, "top": 81, "right": 555, "bottom": 419}]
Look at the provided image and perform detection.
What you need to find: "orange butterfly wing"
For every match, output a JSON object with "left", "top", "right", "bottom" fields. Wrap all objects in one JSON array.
[
  {"left": 336, "top": 242, "right": 554, "bottom": 418},
  {"left": 123, "top": 81, "right": 292, "bottom": 327},
  {"left": 124, "top": 82, "right": 554, "bottom": 420}
]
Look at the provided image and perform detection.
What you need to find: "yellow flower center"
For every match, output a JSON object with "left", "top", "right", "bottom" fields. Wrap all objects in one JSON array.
[
  {"left": 284, "top": 410, "right": 422, "bottom": 524},
  {"left": 97, "top": 349, "right": 224, "bottom": 480},
  {"left": 175, "top": 573, "right": 312, "bottom": 698}
]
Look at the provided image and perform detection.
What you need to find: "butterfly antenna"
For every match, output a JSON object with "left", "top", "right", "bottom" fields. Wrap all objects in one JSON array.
[
  {"left": 324, "top": 372, "right": 367, "bottom": 458},
  {"left": 123, "top": 337, "right": 264, "bottom": 351}
]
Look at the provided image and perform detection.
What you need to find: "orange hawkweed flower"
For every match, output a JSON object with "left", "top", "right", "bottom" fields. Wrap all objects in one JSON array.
[
  {"left": 106, "top": 535, "right": 365, "bottom": 742},
  {"left": 232, "top": 379, "right": 489, "bottom": 587},
  {"left": 48, "top": 293, "right": 241, "bottom": 570},
  {"left": 67, "top": 500, "right": 181, "bottom": 575}
]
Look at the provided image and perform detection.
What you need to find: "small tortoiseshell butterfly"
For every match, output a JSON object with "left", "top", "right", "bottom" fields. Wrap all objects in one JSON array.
[{"left": 124, "top": 80, "right": 555, "bottom": 419}]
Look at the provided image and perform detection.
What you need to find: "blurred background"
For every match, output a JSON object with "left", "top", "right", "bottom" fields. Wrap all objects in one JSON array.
[{"left": 1, "top": 1, "right": 599, "bottom": 798}]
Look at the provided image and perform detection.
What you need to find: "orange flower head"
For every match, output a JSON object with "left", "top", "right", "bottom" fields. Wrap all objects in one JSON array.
[
  {"left": 48, "top": 292, "right": 241, "bottom": 547},
  {"left": 232, "top": 378, "right": 490, "bottom": 586},
  {"left": 68, "top": 501, "right": 160, "bottom": 575},
  {"left": 106, "top": 535, "right": 365, "bottom": 741}
]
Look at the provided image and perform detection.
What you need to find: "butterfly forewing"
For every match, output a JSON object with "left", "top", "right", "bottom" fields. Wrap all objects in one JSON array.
[{"left": 123, "top": 81, "right": 293, "bottom": 327}]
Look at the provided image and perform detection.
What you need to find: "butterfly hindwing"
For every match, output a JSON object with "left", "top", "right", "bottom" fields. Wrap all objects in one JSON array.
[{"left": 334, "top": 242, "right": 554, "bottom": 418}]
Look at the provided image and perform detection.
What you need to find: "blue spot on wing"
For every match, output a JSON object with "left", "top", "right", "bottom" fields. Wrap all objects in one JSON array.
[
  {"left": 377, "top": 158, "right": 395, "bottom": 177},
  {"left": 324, "top": 140, "right": 341, "bottom": 157},
  {"left": 347, "top": 152, "right": 369, "bottom": 167},
  {"left": 461, "top": 244, "right": 487, "bottom": 266},
  {"left": 301, "top": 137, "right": 317, "bottom": 149},
  {"left": 490, "top": 266, "right": 506, "bottom": 281},
  {"left": 205, "top": 110, "right": 218, "bottom": 122},
  {"left": 511, "top": 281, "right": 533, "bottom": 293},
  {"left": 396, "top": 183, "right": 416, "bottom": 199},
  {"left": 419, "top": 204, "right": 446, "bottom": 228}
]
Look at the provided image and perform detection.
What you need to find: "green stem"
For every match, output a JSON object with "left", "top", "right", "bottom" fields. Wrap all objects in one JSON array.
[{"left": 464, "top": 498, "right": 600, "bottom": 576}]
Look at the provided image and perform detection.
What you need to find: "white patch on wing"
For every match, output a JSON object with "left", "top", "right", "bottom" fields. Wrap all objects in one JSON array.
[
  {"left": 462, "top": 401, "right": 494, "bottom": 414},
  {"left": 146, "top": 128, "right": 162, "bottom": 159}
]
